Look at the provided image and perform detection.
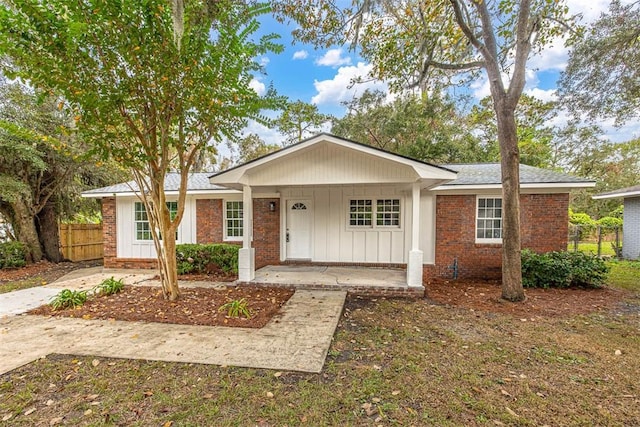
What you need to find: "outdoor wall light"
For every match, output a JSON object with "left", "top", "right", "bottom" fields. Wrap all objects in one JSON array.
[{"left": 269, "top": 201, "right": 276, "bottom": 212}]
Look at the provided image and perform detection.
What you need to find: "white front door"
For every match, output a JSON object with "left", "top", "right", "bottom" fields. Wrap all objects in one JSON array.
[{"left": 286, "top": 200, "right": 312, "bottom": 259}]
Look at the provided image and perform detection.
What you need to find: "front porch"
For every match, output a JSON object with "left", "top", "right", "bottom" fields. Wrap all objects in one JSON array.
[{"left": 242, "top": 265, "right": 424, "bottom": 298}]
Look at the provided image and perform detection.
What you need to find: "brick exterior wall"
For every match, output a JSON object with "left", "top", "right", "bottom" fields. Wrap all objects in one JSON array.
[
  {"left": 429, "top": 193, "right": 570, "bottom": 280},
  {"left": 102, "top": 197, "right": 118, "bottom": 268},
  {"left": 196, "top": 199, "right": 223, "bottom": 243},
  {"left": 253, "top": 198, "right": 280, "bottom": 268}
]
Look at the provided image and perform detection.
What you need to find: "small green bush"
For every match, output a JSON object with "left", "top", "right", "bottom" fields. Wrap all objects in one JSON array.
[
  {"left": 219, "top": 298, "right": 251, "bottom": 318},
  {"left": 94, "top": 277, "right": 124, "bottom": 296},
  {"left": 0, "top": 241, "right": 27, "bottom": 269},
  {"left": 176, "top": 243, "right": 239, "bottom": 275},
  {"left": 521, "top": 249, "right": 609, "bottom": 289},
  {"left": 50, "top": 289, "right": 88, "bottom": 310},
  {"left": 597, "top": 216, "right": 623, "bottom": 228}
]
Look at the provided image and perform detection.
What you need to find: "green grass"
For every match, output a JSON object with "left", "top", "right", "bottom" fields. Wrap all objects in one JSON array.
[
  {"left": 606, "top": 260, "right": 640, "bottom": 291},
  {"left": 2, "top": 294, "right": 640, "bottom": 426},
  {"left": 568, "top": 242, "right": 617, "bottom": 256},
  {"left": 0, "top": 277, "right": 47, "bottom": 294}
]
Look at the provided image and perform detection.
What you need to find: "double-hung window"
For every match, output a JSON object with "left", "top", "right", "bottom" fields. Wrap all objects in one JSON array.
[
  {"left": 349, "top": 198, "right": 401, "bottom": 228},
  {"left": 476, "top": 197, "right": 502, "bottom": 243},
  {"left": 134, "top": 201, "right": 178, "bottom": 241},
  {"left": 225, "top": 201, "right": 243, "bottom": 240}
]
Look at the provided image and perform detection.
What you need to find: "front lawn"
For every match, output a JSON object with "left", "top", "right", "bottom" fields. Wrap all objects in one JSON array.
[{"left": 1, "top": 263, "right": 639, "bottom": 426}]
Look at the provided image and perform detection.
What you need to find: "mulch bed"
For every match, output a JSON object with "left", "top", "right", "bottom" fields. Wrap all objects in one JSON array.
[
  {"left": 0, "top": 260, "right": 102, "bottom": 284},
  {"left": 29, "top": 285, "right": 294, "bottom": 328},
  {"left": 425, "top": 278, "right": 628, "bottom": 317}
]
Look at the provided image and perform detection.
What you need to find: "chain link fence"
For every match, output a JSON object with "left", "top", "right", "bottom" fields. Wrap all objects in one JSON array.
[{"left": 568, "top": 224, "right": 622, "bottom": 259}]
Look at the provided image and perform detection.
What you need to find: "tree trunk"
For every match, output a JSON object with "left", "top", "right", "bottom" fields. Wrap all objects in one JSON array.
[
  {"left": 159, "top": 234, "right": 180, "bottom": 301},
  {"left": 12, "top": 200, "right": 43, "bottom": 263},
  {"left": 495, "top": 101, "right": 525, "bottom": 302},
  {"left": 36, "top": 200, "right": 63, "bottom": 262}
]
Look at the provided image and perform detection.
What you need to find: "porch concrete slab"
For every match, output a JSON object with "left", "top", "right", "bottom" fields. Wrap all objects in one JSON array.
[
  {"left": 0, "top": 289, "right": 346, "bottom": 375},
  {"left": 253, "top": 265, "right": 406, "bottom": 288}
]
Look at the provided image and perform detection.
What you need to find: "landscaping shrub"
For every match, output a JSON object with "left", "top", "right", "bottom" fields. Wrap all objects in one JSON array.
[
  {"left": 50, "top": 289, "right": 88, "bottom": 310},
  {"left": 176, "top": 243, "right": 239, "bottom": 275},
  {"left": 94, "top": 277, "right": 124, "bottom": 295},
  {"left": 521, "top": 249, "right": 609, "bottom": 289},
  {"left": 0, "top": 241, "right": 27, "bottom": 269}
]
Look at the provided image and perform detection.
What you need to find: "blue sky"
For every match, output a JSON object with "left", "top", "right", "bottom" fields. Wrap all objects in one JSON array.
[{"left": 239, "top": 0, "right": 639, "bottom": 149}]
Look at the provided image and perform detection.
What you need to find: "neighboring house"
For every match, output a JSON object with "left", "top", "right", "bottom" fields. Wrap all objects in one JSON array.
[
  {"left": 83, "top": 133, "right": 594, "bottom": 287},
  {"left": 593, "top": 185, "right": 640, "bottom": 260}
]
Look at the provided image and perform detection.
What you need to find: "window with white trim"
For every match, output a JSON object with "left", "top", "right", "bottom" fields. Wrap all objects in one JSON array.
[
  {"left": 376, "top": 199, "right": 400, "bottom": 226},
  {"left": 349, "top": 199, "right": 372, "bottom": 226},
  {"left": 225, "top": 201, "right": 243, "bottom": 240},
  {"left": 476, "top": 197, "right": 502, "bottom": 242},
  {"left": 134, "top": 201, "right": 178, "bottom": 241},
  {"left": 349, "top": 198, "right": 401, "bottom": 228}
]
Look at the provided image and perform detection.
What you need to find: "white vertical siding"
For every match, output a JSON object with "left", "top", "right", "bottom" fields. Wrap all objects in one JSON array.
[
  {"left": 116, "top": 196, "right": 197, "bottom": 259},
  {"left": 281, "top": 185, "right": 414, "bottom": 264}
]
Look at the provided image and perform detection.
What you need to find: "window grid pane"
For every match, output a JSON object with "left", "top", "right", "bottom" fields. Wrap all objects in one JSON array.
[
  {"left": 349, "top": 200, "right": 372, "bottom": 226},
  {"left": 226, "top": 201, "right": 244, "bottom": 238},
  {"left": 476, "top": 197, "right": 502, "bottom": 240},
  {"left": 376, "top": 199, "right": 400, "bottom": 226},
  {"left": 135, "top": 201, "right": 179, "bottom": 241}
]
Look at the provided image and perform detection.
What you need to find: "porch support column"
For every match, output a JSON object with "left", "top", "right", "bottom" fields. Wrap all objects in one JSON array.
[
  {"left": 407, "top": 181, "right": 423, "bottom": 287},
  {"left": 238, "top": 184, "right": 255, "bottom": 282}
]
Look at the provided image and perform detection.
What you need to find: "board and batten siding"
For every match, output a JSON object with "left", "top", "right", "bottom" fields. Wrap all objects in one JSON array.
[
  {"left": 115, "top": 196, "right": 197, "bottom": 259},
  {"left": 280, "top": 185, "right": 436, "bottom": 265},
  {"left": 247, "top": 142, "right": 418, "bottom": 186}
]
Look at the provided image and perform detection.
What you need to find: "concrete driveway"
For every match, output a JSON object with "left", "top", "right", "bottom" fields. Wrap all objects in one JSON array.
[{"left": 0, "top": 269, "right": 346, "bottom": 374}]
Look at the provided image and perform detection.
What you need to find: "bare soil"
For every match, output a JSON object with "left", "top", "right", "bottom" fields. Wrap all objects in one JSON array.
[
  {"left": 29, "top": 285, "right": 294, "bottom": 328},
  {"left": 425, "top": 278, "right": 629, "bottom": 317}
]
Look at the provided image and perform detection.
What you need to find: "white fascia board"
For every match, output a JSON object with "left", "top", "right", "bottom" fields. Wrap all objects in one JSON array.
[
  {"left": 81, "top": 189, "right": 241, "bottom": 199},
  {"left": 210, "top": 133, "right": 457, "bottom": 185},
  {"left": 431, "top": 182, "right": 596, "bottom": 192},
  {"left": 593, "top": 190, "right": 640, "bottom": 200}
]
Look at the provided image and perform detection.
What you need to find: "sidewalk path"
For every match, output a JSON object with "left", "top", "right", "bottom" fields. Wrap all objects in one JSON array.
[{"left": 0, "top": 289, "right": 346, "bottom": 374}]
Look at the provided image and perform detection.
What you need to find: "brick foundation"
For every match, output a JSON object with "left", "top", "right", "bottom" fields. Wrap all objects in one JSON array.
[
  {"left": 237, "top": 281, "right": 424, "bottom": 298},
  {"left": 431, "top": 193, "right": 570, "bottom": 280}
]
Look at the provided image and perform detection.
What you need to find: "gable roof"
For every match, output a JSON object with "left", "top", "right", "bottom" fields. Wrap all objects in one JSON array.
[
  {"left": 208, "top": 133, "right": 458, "bottom": 189},
  {"left": 433, "top": 163, "right": 595, "bottom": 190},
  {"left": 593, "top": 184, "right": 640, "bottom": 199},
  {"left": 82, "top": 173, "right": 232, "bottom": 198}
]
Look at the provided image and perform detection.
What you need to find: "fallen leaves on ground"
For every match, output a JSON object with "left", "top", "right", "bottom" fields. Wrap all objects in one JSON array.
[{"left": 28, "top": 285, "right": 294, "bottom": 328}]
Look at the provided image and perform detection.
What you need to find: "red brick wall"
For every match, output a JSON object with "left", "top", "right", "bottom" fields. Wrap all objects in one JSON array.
[
  {"left": 253, "top": 198, "right": 280, "bottom": 268},
  {"left": 102, "top": 197, "right": 118, "bottom": 268},
  {"left": 196, "top": 199, "right": 223, "bottom": 243},
  {"left": 430, "top": 193, "right": 570, "bottom": 280}
]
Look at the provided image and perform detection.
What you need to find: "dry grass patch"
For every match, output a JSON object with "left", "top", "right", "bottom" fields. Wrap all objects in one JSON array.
[{"left": 2, "top": 293, "right": 640, "bottom": 426}]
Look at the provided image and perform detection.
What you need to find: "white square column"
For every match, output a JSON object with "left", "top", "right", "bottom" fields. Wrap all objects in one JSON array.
[
  {"left": 407, "top": 181, "right": 424, "bottom": 287},
  {"left": 238, "top": 184, "right": 255, "bottom": 282}
]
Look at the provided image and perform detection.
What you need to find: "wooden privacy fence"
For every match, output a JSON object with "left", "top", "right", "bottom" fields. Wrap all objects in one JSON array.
[{"left": 59, "top": 223, "right": 103, "bottom": 261}]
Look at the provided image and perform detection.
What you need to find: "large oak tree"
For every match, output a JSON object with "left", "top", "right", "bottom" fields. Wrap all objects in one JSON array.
[
  {"left": 275, "top": 0, "right": 571, "bottom": 301},
  {"left": 0, "top": 0, "right": 283, "bottom": 300}
]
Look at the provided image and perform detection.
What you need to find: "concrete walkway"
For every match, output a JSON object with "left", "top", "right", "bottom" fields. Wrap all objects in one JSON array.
[{"left": 0, "top": 276, "right": 346, "bottom": 373}]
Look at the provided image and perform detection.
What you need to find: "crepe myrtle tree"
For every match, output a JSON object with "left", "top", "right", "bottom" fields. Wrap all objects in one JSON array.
[
  {"left": 275, "top": 0, "right": 572, "bottom": 301},
  {"left": 0, "top": 0, "right": 284, "bottom": 301}
]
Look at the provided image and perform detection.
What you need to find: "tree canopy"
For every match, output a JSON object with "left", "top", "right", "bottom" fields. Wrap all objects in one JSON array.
[
  {"left": 559, "top": 0, "right": 640, "bottom": 124},
  {"left": 274, "top": 100, "right": 332, "bottom": 145},
  {"left": 0, "top": 0, "right": 283, "bottom": 300}
]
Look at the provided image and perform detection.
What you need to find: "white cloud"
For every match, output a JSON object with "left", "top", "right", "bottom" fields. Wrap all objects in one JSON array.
[
  {"left": 249, "top": 78, "right": 266, "bottom": 96},
  {"left": 315, "top": 48, "right": 352, "bottom": 67},
  {"left": 259, "top": 56, "right": 270, "bottom": 67},
  {"left": 292, "top": 50, "right": 309, "bottom": 60},
  {"left": 524, "top": 87, "right": 558, "bottom": 103},
  {"left": 311, "top": 62, "right": 389, "bottom": 106},
  {"left": 243, "top": 120, "right": 285, "bottom": 147}
]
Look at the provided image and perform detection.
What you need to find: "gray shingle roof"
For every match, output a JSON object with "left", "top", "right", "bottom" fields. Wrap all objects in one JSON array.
[
  {"left": 440, "top": 163, "right": 594, "bottom": 186},
  {"left": 593, "top": 184, "right": 640, "bottom": 199},
  {"left": 82, "top": 173, "right": 227, "bottom": 195}
]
